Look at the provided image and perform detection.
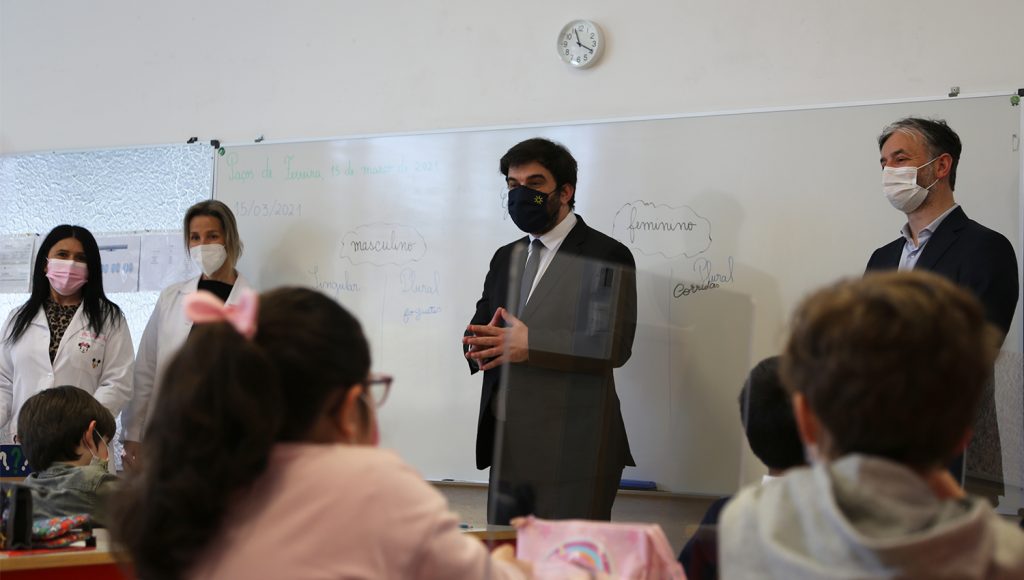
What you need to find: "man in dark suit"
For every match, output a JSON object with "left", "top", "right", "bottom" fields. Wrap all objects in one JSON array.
[
  {"left": 463, "top": 138, "right": 637, "bottom": 525},
  {"left": 867, "top": 117, "right": 1019, "bottom": 482},
  {"left": 867, "top": 117, "right": 1018, "bottom": 337}
]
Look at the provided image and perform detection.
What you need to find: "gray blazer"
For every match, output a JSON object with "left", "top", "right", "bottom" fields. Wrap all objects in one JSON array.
[{"left": 467, "top": 216, "right": 638, "bottom": 482}]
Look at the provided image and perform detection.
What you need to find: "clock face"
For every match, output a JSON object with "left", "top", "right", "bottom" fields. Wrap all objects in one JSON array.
[{"left": 558, "top": 20, "right": 603, "bottom": 69}]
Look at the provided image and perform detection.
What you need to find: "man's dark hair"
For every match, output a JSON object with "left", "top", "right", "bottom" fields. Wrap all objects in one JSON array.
[
  {"left": 878, "top": 117, "right": 962, "bottom": 190},
  {"left": 17, "top": 386, "right": 116, "bottom": 471},
  {"left": 782, "top": 271, "right": 999, "bottom": 469},
  {"left": 738, "top": 356, "right": 805, "bottom": 471},
  {"left": 500, "top": 138, "right": 578, "bottom": 208}
]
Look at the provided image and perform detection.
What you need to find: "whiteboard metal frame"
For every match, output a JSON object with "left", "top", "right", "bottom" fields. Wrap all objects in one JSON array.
[{"left": 217, "top": 90, "right": 1023, "bottom": 148}]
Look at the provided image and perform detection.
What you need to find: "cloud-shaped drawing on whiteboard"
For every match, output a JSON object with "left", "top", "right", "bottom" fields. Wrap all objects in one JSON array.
[
  {"left": 340, "top": 223, "right": 427, "bottom": 266},
  {"left": 611, "top": 201, "right": 712, "bottom": 259}
]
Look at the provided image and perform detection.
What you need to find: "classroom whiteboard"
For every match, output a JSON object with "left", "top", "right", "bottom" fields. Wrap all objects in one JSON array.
[{"left": 214, "top": 95, "right": 1022, "bottom": 495}]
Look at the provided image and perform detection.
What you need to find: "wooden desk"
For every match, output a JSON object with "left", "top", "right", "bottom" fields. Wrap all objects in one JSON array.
[
  {"left": 0, "top": 530, "right": 131, "bottom": 580},
  {"left": 0, "top": 526, "right": 513, "bottom": 579},
  {"left": 462, "top": 524, "right": 516, "bottom": 541},
  {"left": 463, "top": 524, "right": 516, "bottom": 550}
]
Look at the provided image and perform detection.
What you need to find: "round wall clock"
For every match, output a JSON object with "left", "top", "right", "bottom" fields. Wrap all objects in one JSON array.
[{"left": 557, "top": 20, "right": 604, "bottom": 69}]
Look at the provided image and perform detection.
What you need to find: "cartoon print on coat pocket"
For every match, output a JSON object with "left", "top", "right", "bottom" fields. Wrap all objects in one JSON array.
[{"left": 71, "top": 330, "right": 106, "bottom": 374}]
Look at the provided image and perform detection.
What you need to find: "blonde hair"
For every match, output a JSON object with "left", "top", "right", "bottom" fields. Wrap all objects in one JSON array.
[{"left": 183, "top": 200, "right": 244, "bottom": 267}]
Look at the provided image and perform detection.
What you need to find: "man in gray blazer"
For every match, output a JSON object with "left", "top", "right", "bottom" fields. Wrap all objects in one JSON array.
[{"left": 463, "top": 138, "right": 638, "bottom": 525}]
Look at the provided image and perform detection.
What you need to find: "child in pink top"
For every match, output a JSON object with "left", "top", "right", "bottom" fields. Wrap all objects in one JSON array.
[{"left": 113, "top": 287, "right": 529, "bottom": 579}]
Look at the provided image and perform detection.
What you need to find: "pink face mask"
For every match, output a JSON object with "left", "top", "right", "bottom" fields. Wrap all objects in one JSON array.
[{"left": 46, "top": 259, "right": 89, "bottom": 296}]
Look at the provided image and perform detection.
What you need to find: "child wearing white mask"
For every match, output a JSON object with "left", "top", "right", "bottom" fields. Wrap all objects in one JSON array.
[
  {"left": 120, "top": 200, "right": 250, "bottom": 468},
  {"left": 18, "top": 385, "right": 119, "bottom": 526},
  {"left": 720, "top": 272, "right": 1024, "bottom": 579}
]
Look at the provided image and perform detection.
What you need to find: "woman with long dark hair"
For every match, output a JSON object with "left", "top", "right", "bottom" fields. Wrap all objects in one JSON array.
[
  {"left": 114, "top": 287, "right": 528, "bottom": 580},
  {"left": 0, "top": 225, "right": 134, "bottom": 442},
  {"left": 121, "top": 199, "right": 250, "bottom": 467}
]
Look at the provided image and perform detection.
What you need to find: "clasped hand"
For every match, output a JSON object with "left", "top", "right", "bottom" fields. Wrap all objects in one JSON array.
[{"left": 463, "top": 307, "right": 528, "bottom": 371}]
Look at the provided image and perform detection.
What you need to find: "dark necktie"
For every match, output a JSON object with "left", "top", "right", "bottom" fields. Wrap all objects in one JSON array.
[{"left": 518, "top": 239, "right": 545, "bottom": 315}]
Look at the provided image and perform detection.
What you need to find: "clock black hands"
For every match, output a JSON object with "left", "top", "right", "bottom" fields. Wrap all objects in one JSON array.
[
  {"left": 558, "top": 19, "right": 603, "bottom": 68},
  {"left": 573, "top": 29, "right": 598, "bottom": 53}
]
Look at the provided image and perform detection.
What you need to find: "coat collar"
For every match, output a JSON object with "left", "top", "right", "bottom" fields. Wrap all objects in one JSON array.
[
  {"left": 30, "top": 302, "right": 88, "bottom": 360},
  {"left": 29, "top": 301, "right": 84, "bottom": 332},
  {"left": 915, "top": 206, "right": 968, "bottom": 271},
  {"left": 177, "top": 272, "right": 251, "bottom": 305},
  {"left": 518, "top": 217, "right": 589, "bottom": 320}
]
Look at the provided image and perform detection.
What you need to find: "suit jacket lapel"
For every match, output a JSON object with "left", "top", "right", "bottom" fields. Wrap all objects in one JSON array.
[
  {"left": 916, "top": 206, "right": 967, "bottom": 271},
  {"left": 520, "top": 218, "right": 588, "bottom": 320},
  {"left": 879, "top": 240, "right": 903, "bottom": 269}
]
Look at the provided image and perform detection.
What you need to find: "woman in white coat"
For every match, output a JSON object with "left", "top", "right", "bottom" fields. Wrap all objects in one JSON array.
[
  {"left": 121, "top": 200, "right": 249, "bottom": 466},
  {"left": 0, "top": 225, "right": 134, "bottom": 442}
]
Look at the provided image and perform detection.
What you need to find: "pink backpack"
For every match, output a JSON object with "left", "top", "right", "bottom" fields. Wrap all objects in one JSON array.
[{"left": 516, "top": 517, "right": 686, "bottom": 579}]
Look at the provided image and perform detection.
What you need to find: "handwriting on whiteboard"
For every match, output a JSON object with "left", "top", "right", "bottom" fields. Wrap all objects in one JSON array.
[
  {"left": 611, "top": 201, "right": 712, "bottom": 259},
  {"left": 310, "top": 265, "right": 362, "bottom": 298},
  {"left": 233, "top": 200, "right": 303, "bottom": 218},
  {"left": 222, "top": 151, "right": 440, "bottom": 183},
  {"left": 403, "top": 305, "right": 442, "bottom": 324},
  {"left": 673, "top": 256, "right": 735, "bottom": 298},
  {"left": 340, "top": 223, "right": 427, "bottom": 266},
  {"left": 400, "top": 269, "right": 440, "bottom": 295}
]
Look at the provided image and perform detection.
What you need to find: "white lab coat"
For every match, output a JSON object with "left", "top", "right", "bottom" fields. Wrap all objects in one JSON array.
[
  {"left": 121, "top": 274, "right": 251, "bottom": 441},
  {"left": 0, "top": 305, "right": 135, "bottom": 440}
]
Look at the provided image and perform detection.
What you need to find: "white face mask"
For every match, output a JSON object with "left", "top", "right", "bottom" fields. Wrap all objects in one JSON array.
[
  {"left": 84, "top": 433, "right": 110, "bottom": 472},
  {"left": 89, "top": 452, "right": 110, "bottom": 473},
  {"left": 190, "top": 244, "right": 228, "bottom": 277},
  {"left": 881, "top": 157, "right": 939, "bottom": 213}
]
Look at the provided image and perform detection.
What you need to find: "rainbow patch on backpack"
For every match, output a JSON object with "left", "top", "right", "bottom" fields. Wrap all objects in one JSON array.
[{"left": 545, "top": 539, "right": 612, "bottom": 573}]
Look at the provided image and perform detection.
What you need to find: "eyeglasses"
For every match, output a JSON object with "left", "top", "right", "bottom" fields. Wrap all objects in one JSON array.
[{"left": 362, "top": 373, "right": 393, "bottom": 408}]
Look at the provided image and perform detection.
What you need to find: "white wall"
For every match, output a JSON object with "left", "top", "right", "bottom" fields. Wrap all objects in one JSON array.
[{"left": 1, "top": 0, "right": 1021, "bottom": 154}]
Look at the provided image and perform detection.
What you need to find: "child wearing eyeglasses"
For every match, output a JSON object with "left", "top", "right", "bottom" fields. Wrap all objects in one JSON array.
[
  {"left": 17, "top": 385, "right": 118, "bottom": 526},
  {"left": 113, "top": 287, "right": 530, "bottom": 580}
]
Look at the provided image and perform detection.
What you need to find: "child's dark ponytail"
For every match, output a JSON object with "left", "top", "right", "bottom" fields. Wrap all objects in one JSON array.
[{"left": 113, "top": 287, "right": 370, "bottom": 580}]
